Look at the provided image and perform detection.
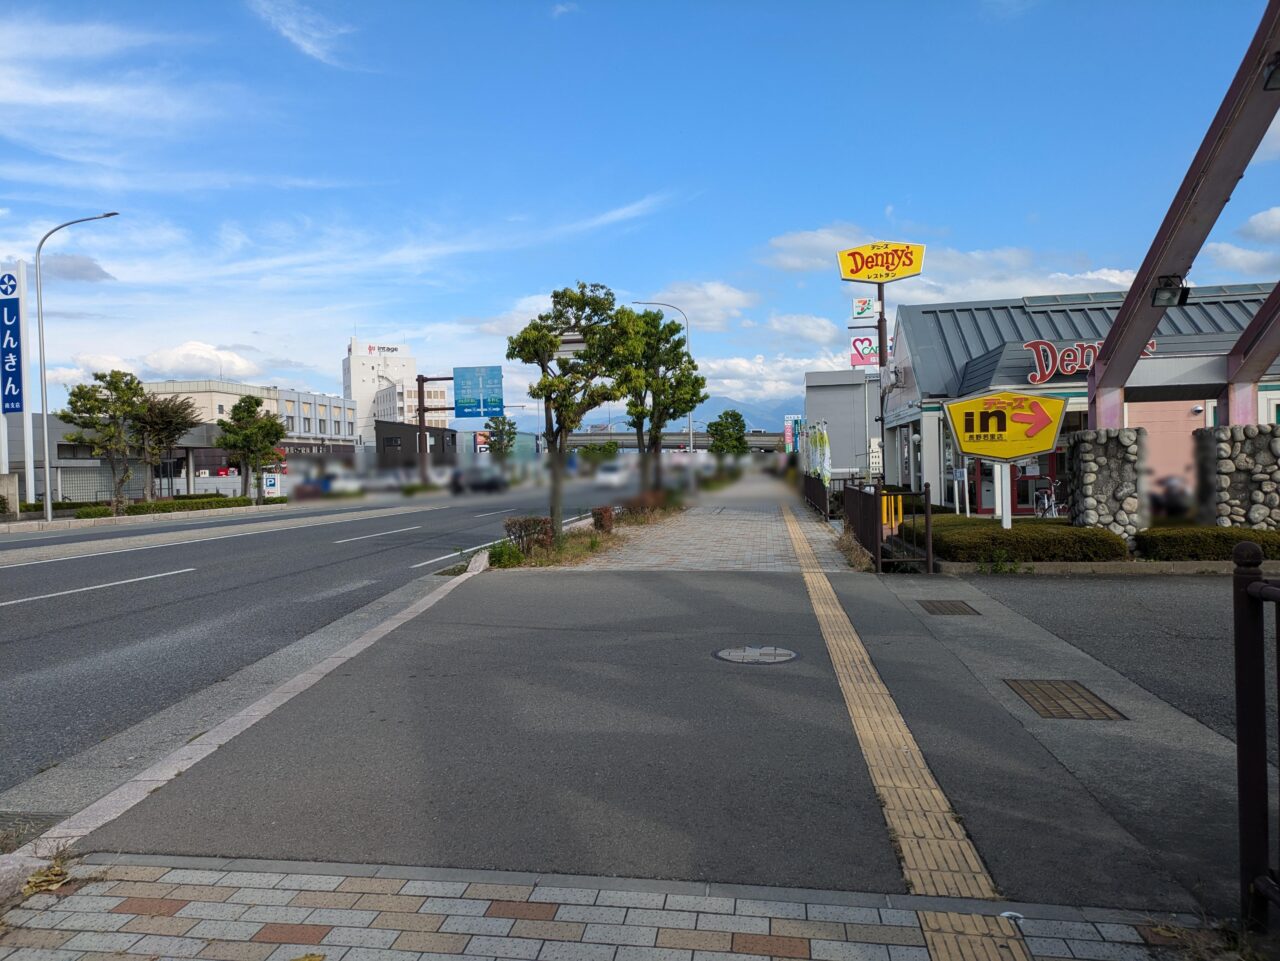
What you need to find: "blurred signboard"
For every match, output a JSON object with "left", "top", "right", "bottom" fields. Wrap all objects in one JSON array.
[{"left": 453, "top": 366, "right": 504, "bottom": 418}]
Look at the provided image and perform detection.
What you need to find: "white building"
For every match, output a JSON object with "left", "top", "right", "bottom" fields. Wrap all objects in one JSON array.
[
  {"left": 373, "top": 380, "right": 448, "bottom": 430},
  {"left": 342, "top": 339, "right": 417, "bottom": 443}
]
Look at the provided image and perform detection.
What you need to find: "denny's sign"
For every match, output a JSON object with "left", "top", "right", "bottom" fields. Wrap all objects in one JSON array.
[
  {"left": 1023, "top": 338, "right": 1156, "bottom": 385},
  {"left": 837, "top": 241, "right": 925, "bottom": 284}
]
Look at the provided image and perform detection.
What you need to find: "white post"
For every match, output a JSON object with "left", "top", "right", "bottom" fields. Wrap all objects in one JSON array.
[
  {"left": 0, "top": 407, "right": 7, "bottom": 476},
  {"left": 964, "top": 469, "right": 971, "bottom": 517},
  {"left": 999, "top": 464, "right": 1012, "bottom": 529}
]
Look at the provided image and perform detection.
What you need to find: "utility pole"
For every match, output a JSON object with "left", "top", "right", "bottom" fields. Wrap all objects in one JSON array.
[{"left": 415, "top": 374, "right": 454, "bottom": 483}]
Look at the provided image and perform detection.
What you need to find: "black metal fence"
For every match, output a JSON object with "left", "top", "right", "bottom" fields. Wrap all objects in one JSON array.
[
  {"left": 1232, "top": 541, "right": 1280, "bottom": 930},
  {"left": 843, "top": 483, "right": 934, "bottom": 574},
  {"left": 802, "top": 474, "right": 830, "bottom": 517}
]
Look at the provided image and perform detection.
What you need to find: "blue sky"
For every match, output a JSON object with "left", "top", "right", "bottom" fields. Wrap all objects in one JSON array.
[{"left": 2, "top": 0, "right": 1279, "bottom": 417}]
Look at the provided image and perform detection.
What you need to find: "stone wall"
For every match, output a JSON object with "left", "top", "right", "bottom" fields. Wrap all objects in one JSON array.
[
  {"left": 1195, "top": 425, "right": 1280, "bottom": 528},
  {"left": 1065, "top": 428, "right": 1147, "bottom": 546}
]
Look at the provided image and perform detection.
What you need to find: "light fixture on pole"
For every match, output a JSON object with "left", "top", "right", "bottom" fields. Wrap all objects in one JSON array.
[
  {"left": 632, "top": 300, "right": 697, "bottom": 493},
  {"left": 35, "top": 212, "right": 119, "bottom": 521},
  {"left": 1151, "top": 274, "right": 1190, "bottom": 308}
]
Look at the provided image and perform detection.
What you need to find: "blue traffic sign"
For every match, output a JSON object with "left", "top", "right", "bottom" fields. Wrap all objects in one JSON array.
[
  {"left": 0, "top": 274, "right": 15, "bottom": 296},
  {"left": 453, "top": 366, "right": 504, "bottom": 418}
]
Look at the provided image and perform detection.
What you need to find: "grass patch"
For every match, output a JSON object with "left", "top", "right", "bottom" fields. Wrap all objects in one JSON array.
[
  {"left": 522, "top": 527, "right": 619, "bottom": 567},
  {"left": 835, "top": 528, "right": 873, "bottom": 571}
]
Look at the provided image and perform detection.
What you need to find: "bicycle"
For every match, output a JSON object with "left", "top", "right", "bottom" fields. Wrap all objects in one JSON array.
[{"left": 1034, "top": 480, "right": 1062, "bottom": 518}]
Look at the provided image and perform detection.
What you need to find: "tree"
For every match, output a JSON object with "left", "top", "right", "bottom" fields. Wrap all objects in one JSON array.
[
  {"left": 133, "top": 394, "right": 202, "bottom": 501},
  {"left": 609, "top": 307, "right": 707, "bottom": 492},
  {"left": 484, "top": 414, "right": 519, "bottom": 466},
  {"left": 508, "top": 282, "right": 622, "bottom": 534},
  {"left": 61, "top": 370, "right": 147, "bottom": 515},
  {"left": 215, "top": 396, "right": 287, "bottom": 503},
  {"left": 707, "top": 409, "right": 749, "bottom": 473}
]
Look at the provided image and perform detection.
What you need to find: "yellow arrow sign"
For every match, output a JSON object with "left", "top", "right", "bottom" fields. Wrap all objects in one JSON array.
[
  {"left": 837, "top": 241, "right": 925, "bottom": 283},
  {"left": 944, "top": 391, "right": 1068, "bottom": 463}
]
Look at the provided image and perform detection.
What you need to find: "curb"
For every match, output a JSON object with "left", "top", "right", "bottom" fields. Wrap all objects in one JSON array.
[
  {"left": 0, "top": 501, "right": 297, "bottom": 534},
  {"left": 0, "top": 565, "right": 482, "bottom": 904},
  {"left": 936, "top": 558, "right": 1280, "bottom": 575}
]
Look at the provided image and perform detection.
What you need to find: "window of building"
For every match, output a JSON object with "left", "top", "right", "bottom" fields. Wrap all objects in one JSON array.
[
  {"left": 319, "top": 419, "right": 327, "bottom": 433},
  {"left": 348, "top": 422, "right": 354, "bottom": 435},
  {"left": 303, "top": 403, "right": 312, "bottom": 415},
  {"left": 303, "top": 417, "right": 311, "bottom": 432},
  {"left": 217, "top": 404, "right": 224, "bottom": 414},
  {"left": 286, "top": 416, "right": 296, "bottom": 431},
  {"left": 286, "top": 400, "right": 295, "bottom": 413}
]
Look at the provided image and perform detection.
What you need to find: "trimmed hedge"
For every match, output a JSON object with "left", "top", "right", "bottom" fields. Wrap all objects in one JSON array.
[
  {"left": 1135, "top": 526, "right": 1280, "bottom": 561},
  {"left": 124, "top": 497, "right": 252, "bottom": 515},
  {"left": 504, "top": 515, "right": 554, "bottom": 554},
  {"left": 74, "top": 505, "right": 113, "bottom": 519},
  {"left": 264, "top": 496, "right": 288, "bottom": 504},
  {"left": 591, "top": 506, "right": 615, "bottom": 533},
  {"left": 900, "top": 515, "right": 1127, "bottom": 563},
  {"left": 172, "top": 492, "right": 226, "bottom": 501}
]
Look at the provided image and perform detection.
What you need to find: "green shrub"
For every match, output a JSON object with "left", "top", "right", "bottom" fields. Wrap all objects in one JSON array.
[
  {"left": 0, "top": 495, "right": 6, "bottom": 515},
  {"left": 264, "top": 496, "right": 289, "bottom": 505},
  {"left": 488, "top": 541, "right": 525, "bottom": 568},
  {"left": 172, "top": 492, "right": 226, "bottom": 501},
  {"left": 504, "top": 515, "right": 554, "bottom": 553},
  {"left": 22, "top": 500, "right": 100, "bottom": 512},
  {"left": 75, "top": 505, "right": 113, "bottom": 519},
  {"left": 900, "top": 515, "right": 1127, "bottom": 563},
  {"left": 402, "top": 482, "right": 439, "bottom": 496},
  {"left": 122, "top": 497, "right": 253, "bottom": 516},
  {"left": 1135, "top": 526, "right": 1280, "bottom": 561}
]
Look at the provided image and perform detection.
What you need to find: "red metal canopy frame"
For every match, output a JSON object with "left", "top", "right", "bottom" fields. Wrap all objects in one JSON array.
[{"left": 1089, "top": 0, "right": 1280, "bottom": 428}]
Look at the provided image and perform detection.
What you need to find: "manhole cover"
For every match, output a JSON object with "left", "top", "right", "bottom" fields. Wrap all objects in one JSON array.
[
  {"left": 918, "top": 599, "right": 980, "bottom": 615},
  {"left": 714, "top": 646, "right": 798, "bottom": 664},
  {"left": 1005, "top": 679, "right": 1126, "bottom": 720}
]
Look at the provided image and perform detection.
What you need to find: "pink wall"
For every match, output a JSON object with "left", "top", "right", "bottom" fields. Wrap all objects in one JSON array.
[{"left": 1128, "top": 400, "right": 1206, "bottom": 484}]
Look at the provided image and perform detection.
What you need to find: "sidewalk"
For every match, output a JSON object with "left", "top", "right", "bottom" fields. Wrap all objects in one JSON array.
[
  {"left": 576, "top": 473, "right": 847, "bottom": 572},
  {"left": 0, "top": 472, "right": 1238, "bottom": 961}
]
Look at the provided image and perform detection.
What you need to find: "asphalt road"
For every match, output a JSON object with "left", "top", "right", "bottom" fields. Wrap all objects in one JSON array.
[{"left": 0, "top": 480, "right": 625, "bottom": 793}]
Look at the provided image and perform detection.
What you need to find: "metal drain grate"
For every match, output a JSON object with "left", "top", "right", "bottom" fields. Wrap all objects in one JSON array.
[
  {"left": 918, "top": 599, "right": 980, "bottom": 615},
  {"left": 714, "top": 646, "right": 798, "bottom": 664},
  {"left": 0, "top": 811, "right": 68, "bottom": 849},
  {"left": 1005, "top": 680, "right": 1126, "bottom": 720}
]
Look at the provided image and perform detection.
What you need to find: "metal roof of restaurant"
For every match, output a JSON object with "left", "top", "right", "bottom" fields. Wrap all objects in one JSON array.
[{"left": 895, "top": 282, "right": 1276, "bottom": 398}]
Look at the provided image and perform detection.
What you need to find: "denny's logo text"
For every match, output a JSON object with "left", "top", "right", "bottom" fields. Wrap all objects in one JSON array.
[
  {"left": 1023, "top": 338, "right": 1155, "bottom": 385},
  {"left": 837, "top": 241, "right": 925, "bottom": 284}
]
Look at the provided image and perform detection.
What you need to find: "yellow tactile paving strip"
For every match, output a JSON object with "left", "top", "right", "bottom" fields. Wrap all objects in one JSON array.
[
  {"left": 782, "top": 506, "right": 1001, "bottom": 901},
  {"left": 919, "top": 912, "right": 1032, "bottom": 961}
]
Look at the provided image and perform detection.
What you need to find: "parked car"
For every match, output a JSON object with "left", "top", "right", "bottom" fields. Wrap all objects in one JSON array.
[
  {"left": 451, "top": 466, "right": 509, "bottom": 493},
  {"left": 595, "top": 461, "right": 629, "bottom": 489}
]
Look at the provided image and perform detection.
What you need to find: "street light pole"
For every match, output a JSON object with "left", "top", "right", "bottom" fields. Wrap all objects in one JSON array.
[
  {"left": 35, "top": 212, "right": 119, "bottom": 521},
  {"left": 633, "top": 300, "right": 696, "bottom": 494}
]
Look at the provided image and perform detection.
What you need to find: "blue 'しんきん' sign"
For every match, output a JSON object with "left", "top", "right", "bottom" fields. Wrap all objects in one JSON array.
[{"left": 0, "top": 274, "right": 22, "bottom": 414}]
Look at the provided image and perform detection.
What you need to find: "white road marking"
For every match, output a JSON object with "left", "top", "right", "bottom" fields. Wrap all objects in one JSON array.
[
  {"left": 0, "top": 568, "right": 196, "bottom": 607},
  {"left": 410, "top": 538, "right": 507, "bottom": 569},
  {"left": 407, "top": 512, "right": 592, "bottom": 569},
  {"left": 333, "top": 526, "right": 421, "bottom": 544},
  {"left": 474, "top": 508, "right": 515, "bottom": 517},
  {"left": 0, "top": 506, "right": 451, "bottom": 570}
]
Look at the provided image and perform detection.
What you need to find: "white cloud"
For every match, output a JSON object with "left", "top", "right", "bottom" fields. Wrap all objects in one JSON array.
[
  {"left": 142, "top": 341, "right": 260, "bottom": 380},
  {"left": 0, "top": 19, "right": 171, "bottom": 60},
  {"left": 551, "top": 3, "right": 579, "bottom": 16},
  {"left": 475, "top": 294, "right": 553, "bottom": 336},
  {"left": 246, "top": 0, "right": 355, "bottom": 67},
  {"left": 767, "top": 313, "right": 840, "bottom": 346},
  {"left": 765, "top": 221, "right": 1137, "bottom": 310},
  {"left": 764, "top": 222, "right": 870, "bottom": 272},
  {"left": 42, "top": 254, "right": 115, "bottom": 283},
  {"left": 699, "top": 352, "right": 846, "bottom": 402},
  {"left": 1205, "top": 241, "right": 1280, "bottom": 275},
  {"left": 1240, "top": 207, "right": 1280, "bottom": 243},
  {"left": 645, "top": 281, "right": 757, "bottom": 332}
]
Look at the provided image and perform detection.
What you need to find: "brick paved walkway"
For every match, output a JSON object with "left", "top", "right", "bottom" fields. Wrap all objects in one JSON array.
[
  {"left": 577, "top": 474, "right": 847, "bottom": 573},
  {"left": 0, "top": 856, "right": 1183, "bottom": 961}
]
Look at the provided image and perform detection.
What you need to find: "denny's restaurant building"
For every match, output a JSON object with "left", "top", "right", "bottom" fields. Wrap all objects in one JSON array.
[{"left": 881, "top": 283, "right": 1279, "bottom": 514}]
